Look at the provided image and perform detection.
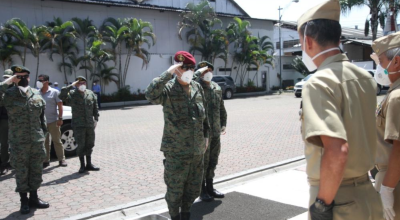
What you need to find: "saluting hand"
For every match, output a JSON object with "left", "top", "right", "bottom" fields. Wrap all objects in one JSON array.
[
  {"left": 71, "top": 80, "right": 80, "bottom": 87},
  {"left": 167, "top": 62, "right": 183, "bottom": 75},
  {"left": 4, "top": 75, "right": 19, "bottom": 85},
  {"left": 197, "top": 66, "right": 209, "bottom": 74}
]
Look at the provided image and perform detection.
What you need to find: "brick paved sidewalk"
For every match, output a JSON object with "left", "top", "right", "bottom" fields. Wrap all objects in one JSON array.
[{"left": 0, "top": 94, "right": 305, "bottom": 220}]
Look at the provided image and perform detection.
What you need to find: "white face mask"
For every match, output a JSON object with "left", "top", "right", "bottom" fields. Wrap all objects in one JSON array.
[
  {"left": 302, "top": 24, "right": 340, "bottom": 72},
  {"left": 36, "top": 81, "right": 43, "bottom": 89},
  {"left": 79, "top": 85, "right": 86, "bottom": 92},
  {"left": 179, "top": 70, "right": 194, "bottom": 84},
  {"left": 374, "top": 49, "right": 400, "bottom": 86},
  {"left": 18, "top": 86, "right": 30, "bottom": 93},
  {"left": 202, "top": 72, "right": 213, "bottom": 82}
]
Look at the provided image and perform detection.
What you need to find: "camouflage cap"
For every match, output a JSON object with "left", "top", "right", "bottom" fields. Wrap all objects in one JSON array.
[
  {"left": 372, "top": 32, "right": 400, "bottom": 56},
  {"left": 11, "top": 65, "right": 30, "bottom": 74},
  {"left": 196, "top": 61, "right": 214, "bottom": 71},
  {"left": 3, "top": 69, "right": 13, "bottom": 78},
  {"left": 297, "top": 0, "right": 340, "bottom": 31},
  {"left": 76, "top": 76, "right": 87, "bottom": 82}
]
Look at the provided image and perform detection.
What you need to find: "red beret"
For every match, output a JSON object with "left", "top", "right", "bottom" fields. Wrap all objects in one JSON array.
[{"left": 174, "top": 51, "right": 196, "bottom": 65}]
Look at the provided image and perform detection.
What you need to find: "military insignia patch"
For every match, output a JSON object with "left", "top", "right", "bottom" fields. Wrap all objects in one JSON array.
[
  {"left": 200, "top": 63, "right": 207, "bottom": 67},
  {"left": 15, "top": 67, "right": 22, "bottom": 72},
  {"left": 177, "top": 54, "right": 185, "bottom": 62}
]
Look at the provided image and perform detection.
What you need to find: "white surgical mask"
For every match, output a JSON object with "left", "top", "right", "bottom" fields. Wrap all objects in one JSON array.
[
  {"left": 36, "top": 81, "right": 43, "bottom": 89},
  {"left": 179, "top": 70, "right": 194, "bottom": 84},
  {"left": 18, "top": 86, "right": 30, "bottom": 93},
  {"left": 374, "top": 49, "right": 400, "bottom": 86},
  {"left": 202, "top": 72, "right": 213, "bottom": 82},
  {"left": 302, "top": 24, "right": 340, "bottom": 72},
  {"left": 79, "top": 85, "right": 86, "bottom": 92}
]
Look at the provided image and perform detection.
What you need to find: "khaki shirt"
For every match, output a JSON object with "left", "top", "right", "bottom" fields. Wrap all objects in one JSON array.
[
  {"left": 301, "top": 53, "right": 377, "bottom": 179},
  {"left": 375, "top": 78, "right": 400, "bottom": 165}
]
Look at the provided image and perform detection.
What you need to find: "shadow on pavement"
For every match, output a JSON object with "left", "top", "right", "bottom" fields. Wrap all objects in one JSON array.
[
  {"left": 191, "top": 200, "right": 223, "bottom": 220},
  {"left": 42, "top": 171, "right": 89, "bottom": 186},
  {"left": 2, "top": 207, "right": 38, "bottom": 220}
]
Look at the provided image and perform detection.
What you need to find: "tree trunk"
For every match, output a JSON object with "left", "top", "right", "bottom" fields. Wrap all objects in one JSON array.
[
  {"left": 118, "top": 44, "right": 122, "bottom": 89},
  {"left": 371, "top": 8, "right": 379, "bottom": 69},
  {"left": 23, "top": 46, "right": 27, "bottom": 66},
  {"left": 84, "top": 39, "right": 88, "bottom": 80},
  {"left": 35, "top": 53, "right": 40, "bottom": 83}
]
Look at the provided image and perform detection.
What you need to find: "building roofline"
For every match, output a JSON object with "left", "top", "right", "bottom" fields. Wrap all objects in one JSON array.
[
  {"left": 228, "top": 0, "right": 250, "bottom": 17},
  {"left": 48, "top": 0, "right": 260, "bottom": 20}
]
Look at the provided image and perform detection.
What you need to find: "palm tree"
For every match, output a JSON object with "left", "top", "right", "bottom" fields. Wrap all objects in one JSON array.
[
  {"left": 178, "top": 0, "right": 219, "bottom": 53},
  {"left": 0, "top": 34, "right": 21, "bottom": 70},
  {"left": 122, "top": 18, "right": 156, "bottom": 88},
  {"left": 72, "top": 17, "right": 96, "bottom": 81},
  {"left": 1, "top": 18, "right": 33, "bottom": 65},
  {"left": 46, "top": 17, "right": 78, "bottom": 83},
  {"left": 100, "top": 17, "right": 128, "bottom": 89},
  {"left": 91, "top": 66, "right": 118, "bottom": 94},
  {"left": 30, "top": 25, "right": 52, "bottom": 83}
]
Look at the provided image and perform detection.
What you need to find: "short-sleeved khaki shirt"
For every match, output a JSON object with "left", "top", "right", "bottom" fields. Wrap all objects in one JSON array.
[
  {"left": 301, "top": 53, "right": 377, "bottom": 179},
  {"left": 375, "top": 78, "right": 400, "bottom": 165}
]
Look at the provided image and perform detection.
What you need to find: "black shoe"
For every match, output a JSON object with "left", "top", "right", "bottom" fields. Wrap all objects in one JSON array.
[
  {"left": 43, "top": 162, "right": 50, "bottom": 168},
  {"left": 29, "top": 190, "right": 49, "bottom": 209},
  {"left": 85, "top": 156, "right": 100, "bottom": 171},
  {"left": 79, "top": 156, "right": 86, "bottom": 173},
  {"left": 19, "top": 193, "right": 30, "bottom": 214},
  {"left": 200, "top": 181, "right": 213, "bottom": 202},
  {"left": 170, "top": 215, "right": 180, "bottom": 220},
  {"left": 180, "top": 212, "right": 191, "bottom": 220},
  {"left": 206, "top": 178, "right": 224, "bottom": 198}
]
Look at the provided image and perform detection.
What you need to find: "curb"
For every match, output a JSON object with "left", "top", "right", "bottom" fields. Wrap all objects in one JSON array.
[{"left": 65, "top": 156, "right": 305, "bottom": 220}]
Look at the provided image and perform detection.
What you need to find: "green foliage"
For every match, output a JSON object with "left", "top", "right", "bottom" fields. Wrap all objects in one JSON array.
[
  {"left": 101, "top": 85, "right": 146, "bottom": 103},
  {"left": 0, "top": 34, "right": 21, "bottom": 70},
  {"left": 291, "top": 56, "right": 315, "bottom": 76}
]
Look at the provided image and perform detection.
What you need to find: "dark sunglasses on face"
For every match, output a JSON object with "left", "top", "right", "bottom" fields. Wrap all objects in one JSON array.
[
  {"left": 181, "top": 65, "right": 195, "bottom": 71},
  {"left": 16, "top": 75, "right": 29, "bottom": 79},
  {"left": 38, "top": 79, "right": 47, "bottom": 82}
]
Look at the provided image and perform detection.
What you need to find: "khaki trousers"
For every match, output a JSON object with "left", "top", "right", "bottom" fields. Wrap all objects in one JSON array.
[
  {"left": 309, "top": 176, "right": 384, "bottom": 220},
  {"left": 374, "top": 167, "right": 400, "bottom": 220},
  {"left": 44, "top": 121, "right": 65, "bottom": 162}
]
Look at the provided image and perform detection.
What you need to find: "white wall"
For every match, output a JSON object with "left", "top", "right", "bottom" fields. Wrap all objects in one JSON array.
[{"left": 0, "top": 0, "right": 276, "bottom": 93}]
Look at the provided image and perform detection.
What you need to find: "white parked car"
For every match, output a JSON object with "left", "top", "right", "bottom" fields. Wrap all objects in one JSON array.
[
  {"left": 294, "top": 74, "right": 314, "bottom": 98},
  {"left": 52, "top": 106, "right": 77, "bottom": 157}
]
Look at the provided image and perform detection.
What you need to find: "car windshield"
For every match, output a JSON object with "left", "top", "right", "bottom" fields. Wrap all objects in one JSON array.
[{"left": 303, "top": 74, "right": 313, "bottom": 81}]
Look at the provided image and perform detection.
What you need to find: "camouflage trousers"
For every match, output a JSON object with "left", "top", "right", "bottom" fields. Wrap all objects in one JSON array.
[
  {"left": 164, "top": 153, "right": 204, "bottom": 217},
  {"left": 9, "top": 142, "right": 46, "bottom": 192},
  {"left": 73, "top": 127, "right": 95, "bottom": 157},
  {"left": 0, "top": 119, "right": 9, "bottom": 166},
  {"left": 203, "top": 136, "right": 221, "bottom": 180}
]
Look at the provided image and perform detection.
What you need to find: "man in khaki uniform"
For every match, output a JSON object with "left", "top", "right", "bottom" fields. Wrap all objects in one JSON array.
[
  {"left": 298, "top": 1, "right": 384, "bottom": 219},
  {"left": 372, "top": 32, "right": 400, "bottom": 220}
]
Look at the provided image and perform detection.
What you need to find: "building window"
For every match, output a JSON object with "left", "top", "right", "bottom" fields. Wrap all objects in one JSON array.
[{"left": 209, "top": 0, "right": 216, "bottom": 2}]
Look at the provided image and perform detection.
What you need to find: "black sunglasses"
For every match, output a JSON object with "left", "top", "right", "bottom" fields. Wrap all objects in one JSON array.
[
  {"left": 38, "top": 79, "right": 47, "bottom": 82},
  {"left": 181, "top": 65, "right": 195, "bottom": 71},
  {"left": 16, "top": 75, "right": 29, "bottom": 79}
]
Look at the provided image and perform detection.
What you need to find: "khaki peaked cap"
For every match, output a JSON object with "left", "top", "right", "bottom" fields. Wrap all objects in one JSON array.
[
  {"left": 297, "top": 0, "right": 340, "bottom": 31},
  {"left": 372, "top": 32, "right": 400, "bottom": 56}
]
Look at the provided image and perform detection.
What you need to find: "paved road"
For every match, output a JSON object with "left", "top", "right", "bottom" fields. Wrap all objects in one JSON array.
[{"left": 0, "top": 93, "right": 339, "bottom": 219}]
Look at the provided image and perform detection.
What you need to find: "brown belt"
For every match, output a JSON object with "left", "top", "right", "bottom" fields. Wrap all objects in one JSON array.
[
  {"left": 375, "top": 164, "right": 388, "bottom": 172},
  {"left": 308, "top": 173, "right": 370, "bottom": 186}
]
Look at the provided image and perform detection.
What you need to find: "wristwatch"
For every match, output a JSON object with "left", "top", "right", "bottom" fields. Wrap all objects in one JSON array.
[
  {"left": 314, "top": 198, "right": 334, "bottom": 212},
  {"left": 58, "top": 117, "right": 63, "bottom": 120}
]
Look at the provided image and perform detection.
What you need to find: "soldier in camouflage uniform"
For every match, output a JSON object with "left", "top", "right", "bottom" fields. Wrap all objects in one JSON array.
[
  {"left": 194, "top": 62, "right": 227, "bottom": 202},
  {"left": 59, "top": 76, "right": 100, "bottom": 174},
  {"left": 145, "top": 51, "right": 210, "bottom": 220},
  {"left": 1, "top": 65, "right": 49, "bottom": 214},
  {"left": 0, "top": 69, "right": 13, "bottom": 175}
]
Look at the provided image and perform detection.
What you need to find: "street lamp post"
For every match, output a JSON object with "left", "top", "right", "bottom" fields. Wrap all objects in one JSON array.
[{"left": 278, "top": 0, "right": 299, "bottom": 91}]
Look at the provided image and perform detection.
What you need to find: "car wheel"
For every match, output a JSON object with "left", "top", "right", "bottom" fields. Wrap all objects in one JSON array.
[
  {"left": 60, "top": 122, "right": 77, "bottom": 157},
  {"left": 295, "top": 93, "right": 301, "bottom": 98},
  {"left": 376, "top": 85, "right": 381, "bottom": 95},
  {"left": 225, "top": 89, "right": 233, "bottom": 99}
]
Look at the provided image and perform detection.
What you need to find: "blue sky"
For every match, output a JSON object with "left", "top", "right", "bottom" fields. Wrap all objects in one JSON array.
[{"left": 234, "top": 0, "right": 375, "bottom": 29}]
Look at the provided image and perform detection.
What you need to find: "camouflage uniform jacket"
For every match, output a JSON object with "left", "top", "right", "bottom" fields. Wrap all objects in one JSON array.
[
  {"left": 145, "top": 71, "right": 210, "bottom": 156},
  {"left": 59, "top": 85, "right": 99, "bottom": 128},
  {"left": 194, "top": 72, "right": 227, "bottom": 137},
  {"left": 0, "top": 83, "right": 47, "bottom": 145}
]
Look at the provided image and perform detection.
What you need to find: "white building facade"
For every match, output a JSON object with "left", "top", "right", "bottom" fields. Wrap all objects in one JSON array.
[{"left": 0, "top": 0, "right": 281, "bottom": 94}]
